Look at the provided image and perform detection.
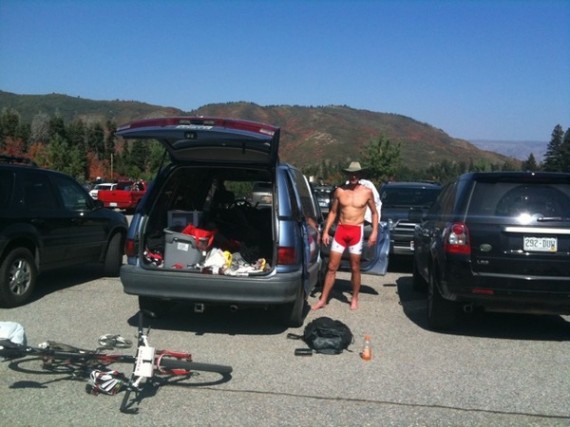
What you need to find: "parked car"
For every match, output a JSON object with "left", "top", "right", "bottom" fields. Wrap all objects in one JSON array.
[
  {"left": 0, "top": 155, "right": 128, "bottom": 307},
  {"left": 311, "top": 184, "right": 334, "bottom": 216},
  {"left": 89, "top": 182, "right": 117, "bottom": 200},
  {"left": 412, "top": 171, "right": 570, "bottom": 330},
  {"left": 97, "top": 180, "right": 148, "bottom": 213},
  {"left": 251, "top": 181, "right": 272, "bottom": 207},
  {"left": 379, "top": 181, "right": 441, "bottom": 255},
  {"left": 116, "top": 116, "right": 322, "bottom": 326}
]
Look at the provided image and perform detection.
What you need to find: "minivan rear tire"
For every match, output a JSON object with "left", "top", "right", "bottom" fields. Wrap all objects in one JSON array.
[{"left": 278, "top": 285, "right": 306, "bottom": 327}]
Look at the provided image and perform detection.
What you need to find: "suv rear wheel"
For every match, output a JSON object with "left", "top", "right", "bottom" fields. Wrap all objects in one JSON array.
[
  {"left": 427, "top": 269, "right": 457, "bottom": 330},
  {"left": 0, "top": 248, "right": 37, "bottom": 308},
  {"left": 412, "top": 259, "right": 428, "bottom": 292},
  {"left": 103, "top": 233, "right": 123, "bottom": 276}
]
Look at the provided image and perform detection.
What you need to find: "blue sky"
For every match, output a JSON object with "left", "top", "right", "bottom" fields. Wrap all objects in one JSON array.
[{"left": 1, "top": 0, "right": 568, "bottom": 141}]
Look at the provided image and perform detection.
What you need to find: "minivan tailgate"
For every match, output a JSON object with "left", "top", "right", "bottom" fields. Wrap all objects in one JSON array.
[{"left": 116, "top": 116, "right": 280, "bottom": 166}]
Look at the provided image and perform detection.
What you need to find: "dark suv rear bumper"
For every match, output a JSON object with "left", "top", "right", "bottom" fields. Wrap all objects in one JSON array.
[
  {"left": 441, "top": 262, "right": 570, "bottom": 314},
  {"left": 120, "top": 264, "right": 303, "bottom": 305}
]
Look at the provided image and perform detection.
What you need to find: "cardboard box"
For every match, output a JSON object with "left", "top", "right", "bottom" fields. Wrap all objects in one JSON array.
[{"left": 164, "top": 229, "right": 203, "bottom": 268}]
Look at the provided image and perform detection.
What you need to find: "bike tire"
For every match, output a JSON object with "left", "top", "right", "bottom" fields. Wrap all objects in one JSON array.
[
  {"left": 8, "top": 349, "right": 134, "bottom": 376},
  {"left": 8, "top": 356, "right": 88, "bottom": 376},
  {"left": 159, "top": 358, "right": 233, "bottom": 375}
]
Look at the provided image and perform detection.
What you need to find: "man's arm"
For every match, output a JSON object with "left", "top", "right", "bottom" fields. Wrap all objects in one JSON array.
[{"left": 322, "top": 189, "right": 340, "bottom": 246}]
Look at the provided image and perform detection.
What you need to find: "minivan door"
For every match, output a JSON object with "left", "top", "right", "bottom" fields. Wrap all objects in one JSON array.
[{"left": 288, "top": 169, "right": 321, "bottom": 295}]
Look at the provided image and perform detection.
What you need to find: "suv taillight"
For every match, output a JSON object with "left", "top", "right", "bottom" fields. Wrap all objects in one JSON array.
[
  {"left": 444, "top": 222, "right": 471, "bottom": 255},
  {"left": 277, "top": 247, "right": 296, "bottom": 265}
]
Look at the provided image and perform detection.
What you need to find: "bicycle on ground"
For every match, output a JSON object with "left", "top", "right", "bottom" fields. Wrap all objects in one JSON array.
[{"left": 0, "top": 311, "right": 233, "bottom": 413}]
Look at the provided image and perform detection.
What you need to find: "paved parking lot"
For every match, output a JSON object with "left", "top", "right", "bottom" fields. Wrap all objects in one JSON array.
[{"left": 1, "top": 258, "right": 569, "bottom": 426}]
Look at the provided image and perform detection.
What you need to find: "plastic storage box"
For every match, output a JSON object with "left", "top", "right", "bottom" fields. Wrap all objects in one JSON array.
[{"left": 163, "top": 229, "right": 203, "bottom": 268}]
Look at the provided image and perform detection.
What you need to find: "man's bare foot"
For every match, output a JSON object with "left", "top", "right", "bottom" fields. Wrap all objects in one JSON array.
[
  {"left": 350, "top": 299, "right": 359, "bottom": 310},
  {"left": 311, "top": 300, "right": 327, "bottom": 310}
]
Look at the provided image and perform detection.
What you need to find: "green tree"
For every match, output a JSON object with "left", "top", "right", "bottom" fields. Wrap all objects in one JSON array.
[
  {"left": 501, "top": 159, "right": 519, "bottom": 171},
  {"left": 46, "top": 134, "right": 85, "bottom": 180},
  {"left": 66, "top": 120, "right": 88, "bottom": 180},
  {"left": 0, "top": 108, "right": 20, "bottom": 148},
  {"left": 129, "top": 139, "right": 150, "bottom": 177},
  {"left": 560, "top": 128, "right": 570, "bottom": 172},
  {"left": 521, "top": 153, "right": 538, "bottom": 171},
  {"left": 361, "top": 134, "right": 401, "bottom": 183},
  {"left": 543, "top": 124, "right": 564, "bottom": 171},
  {"left": 30, "top": 112, "right": 50, "bottom": 144},
  {"left": 48, "top": 115, "right": 66, "bottom": 141},
  {"left": 105, "top": 120, "right": 116, "bottom": 157},
  {"left": 147, "top": 139, "right": 168, "bottom": 178},
  {"left": 87, "top": 123, "right": 105, "bottom": 160}
]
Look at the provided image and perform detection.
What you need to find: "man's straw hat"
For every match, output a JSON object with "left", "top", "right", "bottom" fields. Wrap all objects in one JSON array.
[{"left": 344, "top": 161, "right": 365, "bottom": 173}]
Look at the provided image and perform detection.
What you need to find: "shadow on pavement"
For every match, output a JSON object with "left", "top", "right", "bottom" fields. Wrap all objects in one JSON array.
[{"left": 21, "top": 263, "right": 108, "bottom": 306}]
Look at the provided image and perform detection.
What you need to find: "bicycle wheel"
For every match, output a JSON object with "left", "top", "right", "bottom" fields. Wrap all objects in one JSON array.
[
  {"left": 8, "top": 356, "right": 88, "bottom": 376},
  {"left": 158, "top": 357, "right": 232, "bottom": 375}
]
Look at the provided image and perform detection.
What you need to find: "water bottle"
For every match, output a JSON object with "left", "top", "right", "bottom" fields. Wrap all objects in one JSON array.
[{"left": 361, "top": 335, "right": 372, "bottom": 361}]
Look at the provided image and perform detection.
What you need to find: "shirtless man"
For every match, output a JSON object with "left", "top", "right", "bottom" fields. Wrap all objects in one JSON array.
[{"left": 312, "top": 162, "right": 379, "bottom": 310}]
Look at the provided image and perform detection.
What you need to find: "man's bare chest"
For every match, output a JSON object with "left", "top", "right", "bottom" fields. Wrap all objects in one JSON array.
[{"left": 338, "top": 189, "right": 368, "bottom": 208}]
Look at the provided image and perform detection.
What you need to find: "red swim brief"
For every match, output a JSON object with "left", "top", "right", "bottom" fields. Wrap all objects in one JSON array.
[{"left": 331, "top": 224, "right": 364, "bottom": 255}]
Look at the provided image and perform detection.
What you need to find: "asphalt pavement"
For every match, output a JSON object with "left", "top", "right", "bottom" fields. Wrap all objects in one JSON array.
[{"left": 1, "top": 257, "right": 569, "bottom": 426}]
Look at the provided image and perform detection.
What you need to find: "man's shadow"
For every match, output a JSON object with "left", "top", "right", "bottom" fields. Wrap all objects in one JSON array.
[{"left": 310, "top": 277, "right": 379, "bottom": 306}]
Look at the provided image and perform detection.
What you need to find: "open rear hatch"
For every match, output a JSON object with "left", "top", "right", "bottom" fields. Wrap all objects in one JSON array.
[{"left": 116, "top": 116, "right": 280, "bottom": 166}]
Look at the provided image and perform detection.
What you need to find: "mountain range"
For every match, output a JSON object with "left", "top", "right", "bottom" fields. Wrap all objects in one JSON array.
[
  {"left": 0, "top": 90, "right": 518, "bottom": 169},
  {"left": 469, "top": 139, "right": 546, "bottom": 162}
]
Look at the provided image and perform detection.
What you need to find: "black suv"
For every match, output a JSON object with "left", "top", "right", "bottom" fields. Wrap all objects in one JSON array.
[
  {"left": 379, "top": 181, "right": 441, "bottom": 255},
  {"left": 412, "top": 172, "right": 570, "bottom": 330},
  {"left": 116, "top": 117, "right": 322, "bottom": 326},
  {"left": 0, "top": 155, "right": 128, "bottom": 307}
]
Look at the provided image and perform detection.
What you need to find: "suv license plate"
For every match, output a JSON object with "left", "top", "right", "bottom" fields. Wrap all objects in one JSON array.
[{"left": 523, "top": 236, "right": 557, "bottom": 252}]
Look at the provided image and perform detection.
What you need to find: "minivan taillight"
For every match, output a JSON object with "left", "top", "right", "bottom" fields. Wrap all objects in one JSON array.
[
  {"left": 278, "top": 247, "right": 296, "bottom": 265},
  {"left": 444, "top": 222, "right": 471, "bottom": 255},
  {"left": 125, "top": 238, "right": 138, "bottom": 257}
]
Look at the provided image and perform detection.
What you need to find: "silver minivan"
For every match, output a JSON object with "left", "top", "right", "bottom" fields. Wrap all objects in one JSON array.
[{"left": 117, "top": 117, "right": 322, "bottom": 326}]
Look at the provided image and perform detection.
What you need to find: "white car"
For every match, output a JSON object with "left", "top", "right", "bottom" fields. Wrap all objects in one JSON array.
[{"left": 89, "top": 183, "right": 116, "bottom": 200}]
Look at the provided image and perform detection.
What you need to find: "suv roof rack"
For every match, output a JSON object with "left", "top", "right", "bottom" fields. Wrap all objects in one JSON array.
[{"left": 0, "top": 155, "right": 38, "bottom": 168}]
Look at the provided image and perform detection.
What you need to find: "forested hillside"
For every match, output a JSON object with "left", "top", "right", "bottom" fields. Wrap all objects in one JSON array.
[{"left": 1, "top": 90, "right": 518, "bottom": 183}]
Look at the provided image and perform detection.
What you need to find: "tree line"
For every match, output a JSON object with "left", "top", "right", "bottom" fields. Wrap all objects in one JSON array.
[
  {"left": 0, "top": 108, "right": 568, "bottom": 186},
  {"left": 303, "top": 125, "right": 570, "bottom": 186}
]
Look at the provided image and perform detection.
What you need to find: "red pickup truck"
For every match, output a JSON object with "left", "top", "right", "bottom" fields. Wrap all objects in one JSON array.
[{"left": 96, "top": 180, "right": 147, "bottom": 213}]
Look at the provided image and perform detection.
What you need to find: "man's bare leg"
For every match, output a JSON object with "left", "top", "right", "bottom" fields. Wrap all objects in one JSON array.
[
  {"left": 312, "top": 252, "right": 342, "bottom": 310},
  {"left": 349, "top": 253, "right": 362, "bottom": 310}
]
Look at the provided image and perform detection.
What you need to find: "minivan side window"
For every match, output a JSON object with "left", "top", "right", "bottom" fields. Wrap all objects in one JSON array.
[{"left": 290, "top": 169, "right": 318, "bottom": 221}]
